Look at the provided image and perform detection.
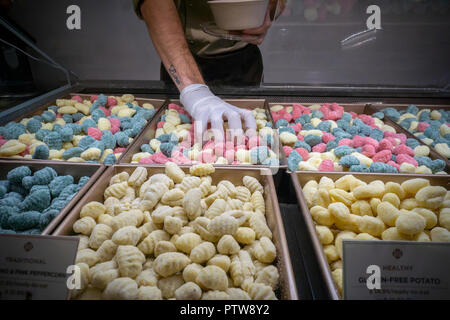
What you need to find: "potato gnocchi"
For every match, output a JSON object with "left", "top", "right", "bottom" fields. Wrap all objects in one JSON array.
[
  {"left": 303, "top": 175, "right": 450, "bottom": 296},
  {"left": 71, "top": 164, "right": 279, "bottom": 300}
]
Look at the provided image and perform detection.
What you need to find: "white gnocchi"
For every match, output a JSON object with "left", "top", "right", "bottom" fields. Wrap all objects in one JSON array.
[{"left": 71, "top": 164, "right": 281, "bottom": 300}]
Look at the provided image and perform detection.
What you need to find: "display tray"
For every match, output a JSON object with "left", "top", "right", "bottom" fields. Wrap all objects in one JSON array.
[
  {"left": 267, "top": 102, "right": 450, "bottom": 173},
  {"left": 0, "top": 160, "right": 104, "bottom": 235},
  {"left": 53, "top": 165, "right": 298, "bottom": 300},
  {"left": 0, "top": 93, "right": 167, "bottom": 165},
  {"left": 119, "top": 99, "right": 286, "bottom": 169},
  {"left": 370, "top": 103, "right": 450, "bottom": 168},
  {"left": 290, "top": 171, "right": 450, "bottom": 300}
]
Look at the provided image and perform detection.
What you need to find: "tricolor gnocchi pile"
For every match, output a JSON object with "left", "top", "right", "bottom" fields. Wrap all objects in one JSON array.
[
  {"left": 0, "top": 94, "right": 156, "bottom": 164},
  {"left": 131, "top": 103, "right": 279, "bottom": 166},
  {"left": 378, "top": 105, "right": 450, "bottom": 159},
  {"left": 71, "top": 163, "right": 279, "bottom": 300},
  {"left": 272, "top": 103, "right": 447, "bottom": 174},
  {"left": 302, "top": 175, "right": 450, "bottom": 295}
]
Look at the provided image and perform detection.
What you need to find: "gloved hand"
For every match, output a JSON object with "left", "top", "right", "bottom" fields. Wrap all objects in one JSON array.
[{"left": 180, "top": 84, "right": 256, "bottom": 142}]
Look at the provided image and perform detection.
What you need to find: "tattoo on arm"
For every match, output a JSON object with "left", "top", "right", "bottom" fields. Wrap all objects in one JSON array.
[{"left": 168, "top": 64, "right": 181, "bottom": 85}]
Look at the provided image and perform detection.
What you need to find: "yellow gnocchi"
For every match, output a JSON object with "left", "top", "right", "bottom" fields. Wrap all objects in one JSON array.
[
  {"left": 154, "top": 252, "right": 191, "bottom": 277},
  {"left": 234, "top": 227, "right": 256, "bottom": 245},
  {"left": 302, "top": 174, "right": 450, "bottom": 297},
  {"left": 247, "top": 283, "right": 277, "bottom": 300},
  {"left": 89, "top": 224, "right": 113, "bottom": 250},
  {"left": 115, "top": 245, "right": 145, "bottom": 278},
  {"left": 174, "top": 282, "right": 202, "bottom": 300},
  {"left": 161, "top": 188, "right": 184, "bottom": 206},
  {"left": 251, "top": 237, "right": 276, "bottom": 264},
  {"left": 183, "top": 188, "right": 202, "bottom": 220},
  {"left": 165, "top": 162, "right": 185, "bottom": 184},
  {"left": 112, "top": 226, "right": 142, "bottom": 246},
  {"left": 243, "top": 176, "right": 264, "bottom": 194},
  {"left": 190, "top": 242, "right": 216, "bottom": 264},
  {"left": 217, "top": 235, "right": 240, "bottom": 255},
  {"left": 196, "top": 265, "right": 228, "bottom": 291},
  {"left": 207, "top": 254, "right": 231, "bottom": 272},
  {"left": 189, "top": 164, "right": 215, "bottom": 177},
  {"left": 138, "top": 230, "right": 170, "bottom": 255},
  {"left": 89, "top": 261, "right": 119, "bottom": 290},
  {"left": 0, "top": 140, "right": 26, "bottom": 156},
  {"left": 137, "top": 286, "right": 162, "bottom": 300},
  {"left": 80, "top": 201, "right": 106, "bottom": 219},
  {"left": 73, "top": 216, "right": 96, "bottom": 236},
  {"left": 81, "top": 147, "right": 102, "bottom": 161},
  {"left": 96, "top": 240, "right": 118, "bottom": 262},
  {"left": 250, "top": 191, "right": 265, "bottom": 214},
  {"left": 104, "top": 182, "right": 128, "bottom": 199},
  {"left": 76, "top": 248, "right": 99, "bottom": 267},
  {"left": 127, "top": 166, "right": 147, "bottom": 188},
  {"left": 207, "top": 215, "right": 239, "bottom": 236},
  {"left": 103, "top": 277, "right": 138, "bottom": 300},
  {"left": 248, "top": 213, "right": 272, "bottom": 239},
  {"left": 175, "top": 232, "right": 202, "bottom": 254}
]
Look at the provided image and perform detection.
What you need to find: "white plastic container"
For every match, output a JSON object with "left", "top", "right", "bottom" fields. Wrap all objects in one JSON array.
[{"left": 208, "top": 0, "right": 269, "bottom": 31}]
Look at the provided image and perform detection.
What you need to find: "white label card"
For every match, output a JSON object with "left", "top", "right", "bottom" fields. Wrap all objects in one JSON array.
[
  {"left": 0, "top": 234, "right": 79, "bottom": 300},
  {"left": 343, "top": 240, "right": 450, "bottom": 300}
]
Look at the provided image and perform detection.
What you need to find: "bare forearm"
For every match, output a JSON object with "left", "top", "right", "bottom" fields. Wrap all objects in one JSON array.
[{"left": 141, "top": 0, "right": 204, "bottom": 91}]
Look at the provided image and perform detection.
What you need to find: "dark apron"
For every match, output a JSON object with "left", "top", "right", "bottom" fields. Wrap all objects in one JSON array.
[{"left": 160, "top": 44, "right": 263, "bottom": 87}]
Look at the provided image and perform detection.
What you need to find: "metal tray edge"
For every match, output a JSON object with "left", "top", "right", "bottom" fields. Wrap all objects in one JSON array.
[
  {"left": 54, "top": 165, "right": 298, "bottom": 300},
  {"left": 290, "top": 171, "right": 450, "bottom": 300},
  {"left": 0, "top": 93, "right": 166, "bottom": 165}
]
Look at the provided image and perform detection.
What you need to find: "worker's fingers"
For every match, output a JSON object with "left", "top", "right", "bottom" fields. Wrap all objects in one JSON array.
[
  {"left": 246, "top": 36, "right": 265, "bottom": 45},
  {"left": 224, "top": 109, "right": 244, "bottom": 145},
  {"left": 232, "top": 128, "right": 245, "bottom": 146},
  {"left": 210, "top": 114, "right": 225, "bottom": 143},
  {"left": 238, "top": 108, "right": 257, "bottom": 131},
  {"left": 193, "top": 113, "right": 209, "bottom": 144},
  {"left": 226, "top": 103, "right": 257, "bottom": 131},
  {"left": 224, "top": 109, "right": 242, "bottom": 132}
]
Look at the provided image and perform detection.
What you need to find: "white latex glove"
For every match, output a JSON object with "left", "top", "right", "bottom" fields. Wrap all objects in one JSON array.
[{"left": 180, "top": 84, "right": 256, "bottom": 142}]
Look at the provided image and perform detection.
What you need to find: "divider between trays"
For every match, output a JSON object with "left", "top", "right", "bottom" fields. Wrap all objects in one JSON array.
[
  {"left": 53, "top": 164, "right": 298, "bottom": 300},
  {"left": 370, "top": 103, "right": 450, "bottom": 170},
  {"left": 119, "top": 98, "right": 286, "bottom": 169},
  {"left": 290, "top": 171, "right": 450, "bottom": 300},
  {"left": 0, "top": 159, "right": 105, "bottom": 235},
  {"left": 0, "top": 93, "right": 167, "bottom": 165}
]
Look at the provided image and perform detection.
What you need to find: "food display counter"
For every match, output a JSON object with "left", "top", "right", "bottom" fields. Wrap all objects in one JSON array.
[
  {"left": 1, "top": 0, "right": 449, "bottom": 302},
  {"left": 1, "top": 88, "right": 448, "bottom": 300}
]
